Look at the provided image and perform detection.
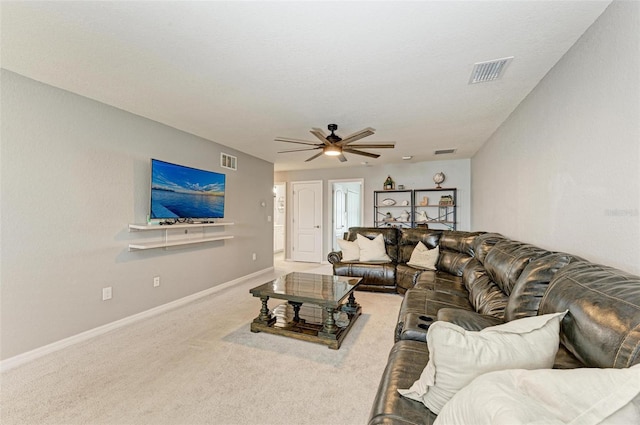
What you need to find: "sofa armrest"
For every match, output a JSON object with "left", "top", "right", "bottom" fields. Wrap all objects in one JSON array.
[
  {"left": 368, "top": 340, "right": 436, "bottom": 425},
  {"left": 436, "top": 308, "right": 504, "bottom": 331},
  {"left": 327, "top": 251, "right": 343, "bottom": 264}
]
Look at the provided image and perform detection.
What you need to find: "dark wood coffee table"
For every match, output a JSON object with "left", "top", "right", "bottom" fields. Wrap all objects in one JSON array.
[{"left": 249, "top": 272, "right": 362, "bottom": 349}]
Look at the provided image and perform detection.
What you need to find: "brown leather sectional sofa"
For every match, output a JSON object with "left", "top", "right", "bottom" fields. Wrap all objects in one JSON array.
[{"left": 327, "top": 227, "right": 640, "bottom": 425}]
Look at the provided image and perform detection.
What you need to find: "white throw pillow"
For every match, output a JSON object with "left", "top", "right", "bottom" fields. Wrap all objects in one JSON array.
[
  {"left": 337, "top": 239, "right": 360, "bottom": 261},
  {"left": 407, "top": 242, "right": 439, "bottom": 270},
  {"left": 398, "top": 311, "right": 566, "bottom": 414},
  {"left": 356, "top": 234, "right": 391, "bottom": 262},
  {"left": 434, "top": 365, "right": 640, "bottom": 425}
]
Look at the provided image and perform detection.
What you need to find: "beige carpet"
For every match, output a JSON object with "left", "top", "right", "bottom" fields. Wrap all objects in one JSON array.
[{"left": 1, "top": 261, "right": 402, "bottom": 425}]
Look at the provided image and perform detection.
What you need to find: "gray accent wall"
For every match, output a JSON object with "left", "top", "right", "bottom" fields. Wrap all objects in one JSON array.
[
  {"left": 275, "top": 159, "right": 471, "bottom": 260},
  {"left": 1, "top": 70, "right": 274, "bottom": 359},
  {"left": 471, "top": 1, "right": 639, "bottom": 274}
]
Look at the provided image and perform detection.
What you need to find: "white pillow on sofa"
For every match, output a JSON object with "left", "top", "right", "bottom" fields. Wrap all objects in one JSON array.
[
  {"left": 398, "top": 311, "right": 566, "bottom": 414},
  {"left": 434, "top": 365, "right": 640, "bottom": 425},
  {"left": 356, "top": 234, "right": 391, "bottom": 262},
  {"left": 337, "top": 239, "right": 360, "bottom": 261},
  {"left": 407, "top": 242, "right": 439, "bottom": 270}
]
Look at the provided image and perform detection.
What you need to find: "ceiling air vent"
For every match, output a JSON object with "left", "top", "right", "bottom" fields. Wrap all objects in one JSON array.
[
  {"left": 469, "top": 57, "right": 513, "bottom": 84},
  {"left": 435, "top": 149, "right": 456, "bottom": 155}
]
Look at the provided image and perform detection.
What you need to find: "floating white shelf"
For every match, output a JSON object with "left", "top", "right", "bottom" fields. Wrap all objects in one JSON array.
[
  {"left": 127, "top": 222, "right": 234, "bottom": 251},
  {"left": 129, "top": 235, "right": 234, "bottom": 251},
  {"left": 128, "top": 222, "right": 234, "bottom": 231}
]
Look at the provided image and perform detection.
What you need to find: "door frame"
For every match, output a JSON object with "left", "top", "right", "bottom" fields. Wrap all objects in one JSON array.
[
  {"left": 328, "top": 178, "right": 364, "bottom": 253},
  {"left": 289, "top": 180, "right": 323, "bottom": 262}
]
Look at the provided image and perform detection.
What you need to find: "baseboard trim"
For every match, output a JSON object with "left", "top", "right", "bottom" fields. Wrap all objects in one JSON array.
[{"left": 0, "top": 267, "right": 274, "bottom": 372}]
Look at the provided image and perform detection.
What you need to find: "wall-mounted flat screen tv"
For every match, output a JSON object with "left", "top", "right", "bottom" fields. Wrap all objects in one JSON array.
[{"left": 150, "top": 159, "right": 225, "bottom": 219}]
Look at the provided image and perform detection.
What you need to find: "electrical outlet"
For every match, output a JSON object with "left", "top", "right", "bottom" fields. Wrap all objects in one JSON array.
[
  {"left": 153, "top": 276, "right": 160, "bottom": 287},
  {"left": 252, "top": 253, "right": 257, "bottom": 261},
  {"left": 102, "top": 287, "right": 112, "bottom": 301},
  {"left": 267, "top": 215, "right": 272, "bottom": 222}
]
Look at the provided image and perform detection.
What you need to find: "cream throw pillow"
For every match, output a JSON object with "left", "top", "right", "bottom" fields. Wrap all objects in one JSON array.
[
  {"left": 398, "top": 311, "right": 566, "bottom": 414},
  {"left": 356, "top": 234, "right": 391, "bottom": 262},
  {"left": 337, "top": 239, "right": 360, "bottom": 261},
  {"left": 407, "top": 242, "right": 439, "bottom": 270},
  {"left": 434, "top": 365, "right": 640, "bottom": 425}
]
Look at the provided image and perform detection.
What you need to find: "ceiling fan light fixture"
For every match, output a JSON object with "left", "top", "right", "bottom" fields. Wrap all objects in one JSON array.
[
  {"left": 276, "top": 123, "right": 395, "bottom": 163},
  {"left": 323, "top": 145, "right": 342, "bottom": 156}
]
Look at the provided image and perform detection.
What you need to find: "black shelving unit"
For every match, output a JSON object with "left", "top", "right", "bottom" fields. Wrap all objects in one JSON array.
[
  {"left": 373, "top": 189, "right": 413, "bottom": 228},
  {"left": 412, "top": 188, "right": 457, "bottom": 230},
  {"left": 373, "top": 188, "right": 458, "bottom": 230}
]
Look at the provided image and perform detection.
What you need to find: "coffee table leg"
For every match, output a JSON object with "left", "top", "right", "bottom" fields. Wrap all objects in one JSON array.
[
  {"left": 322, "top": 307, "right": 338, "bottom": 334},
  {"left": 258, "top": 296, "right": 272, "bottom": 322},
  {"left": 251, "top": 296, "right": 275, "bottom": 332},
  {"left": 288, "top": 301, "right": 302, "bottom": 323},
  {"left": 342, "top": 292, "right": 360, "bottom": 315}
]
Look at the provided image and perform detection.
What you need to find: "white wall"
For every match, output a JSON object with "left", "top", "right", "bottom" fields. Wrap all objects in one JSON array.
[
  {"left": 0, "top": 70, "right": 274, "bottom": 360},
  {"left": 275, "top": 158, "right": 471, "bottom": 260},
  {"left": 472, "top": 1, "right": 639, "bottom": 274}
]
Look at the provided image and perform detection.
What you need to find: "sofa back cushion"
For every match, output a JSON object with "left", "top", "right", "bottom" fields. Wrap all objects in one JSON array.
[
  {"left": 437, "top": 251, "right": 474, "bottom": 277},
  {"left": 540, "top": 261, "right": 640, "bottom": 368},
  {"left": 346, "top": 227, "right": 399, "bottom": 263},
  {"left": 398, "top": 228, "right": 442, "bottom": 263},
  {"left": 463, "top": 259, "right": 508, "bottom": 318},
  {"left": 472, "top": 233, "right": 505, "bottom": 264},
  {"left": 504, "top": 253, "right": 575, "bottom": 321},
  {"left": 434, "top": 231, "right": 484, "bottom": 277},
  {"left": 439, "top": 231, "right": 484, "bottom": 257},
  {"left": 483, "top": 240, "right": 548, "bottom": 296}
]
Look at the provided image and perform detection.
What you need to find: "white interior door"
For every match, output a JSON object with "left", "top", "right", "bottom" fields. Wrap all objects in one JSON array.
[
  {"left": 346, "top": 188, "right": 361, "bottom": 228},
  {"left": 330, "top": 180, "right": 363, "bottom": 252},
  {"left": 292, "top": 181, "right": 322, "bottom": 262}
]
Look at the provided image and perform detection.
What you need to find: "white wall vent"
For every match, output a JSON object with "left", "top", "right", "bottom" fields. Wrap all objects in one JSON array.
[
  {"left": 469, "top": 57, "right": 513, "bottom": 84},
  {"left": 435, "top": 149, "right": 456, "bottom": 155},
  {"left": 221, "top": 153, "right": 237, "bottom": 170}
]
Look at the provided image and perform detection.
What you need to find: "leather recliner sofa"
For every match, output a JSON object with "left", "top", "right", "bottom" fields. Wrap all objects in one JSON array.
[
  {"left": 369, "top": 258, "right": 640, "bottom": 424},
  {"left": 327, "top": 227, "right": 640, "bottom": 424},
  {"left": 328, "top": 227, "right": 483, "bottom": 294}
]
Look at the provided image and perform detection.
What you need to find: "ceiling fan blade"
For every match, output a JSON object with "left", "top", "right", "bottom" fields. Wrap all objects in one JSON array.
[
  {"left": 338, "top": 154, "right": 347, "bottom": 162},
  {"left": 338, "top": 127, "right": 375, "bottom": 146},
  {"left": 274, "top": 137, "right": 320, "bottom": 146},
  {"left": 277, "top": 147, "right": 321, "bottom": 153},
  {"left": 305, "top": 152, "right": 325, "bottom": 162},
  {"left": 347, "top": 143, "right": 396, "bottom": 149},
  {"left": 342, "top": 148, "right": 380, "bottom": 159},
  {"left": 310, "top": 128, "right": 330, "bottom": 145}
]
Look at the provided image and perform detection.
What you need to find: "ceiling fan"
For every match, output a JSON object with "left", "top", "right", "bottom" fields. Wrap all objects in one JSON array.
[{"left": 275, "top": 124, "right": 395, "bottom": 162}]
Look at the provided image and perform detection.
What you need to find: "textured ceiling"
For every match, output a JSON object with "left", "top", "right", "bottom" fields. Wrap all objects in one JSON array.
[{"left": 1, "top": 1, "right": 610, "bottom": 171}]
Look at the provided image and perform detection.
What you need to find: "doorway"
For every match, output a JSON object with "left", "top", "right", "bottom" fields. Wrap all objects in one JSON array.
[
  {"left": 329, "top": 179, "right": 363, "bottom": 252},
  {"left": 273, "top": 183, "right": 286, "bottom": 253},
  {"left": 290, "top": 180, "right": 323, "bottom": 262}
]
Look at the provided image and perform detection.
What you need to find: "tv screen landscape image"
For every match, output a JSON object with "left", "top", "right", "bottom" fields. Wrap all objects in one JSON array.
[{"left": 150, "top": 159, "right": 225, "bottom": 219}]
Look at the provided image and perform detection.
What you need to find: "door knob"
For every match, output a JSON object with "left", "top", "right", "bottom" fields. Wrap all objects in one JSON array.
[{"left": 315, "top": 225, "right": 320, "bottom": 228}]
